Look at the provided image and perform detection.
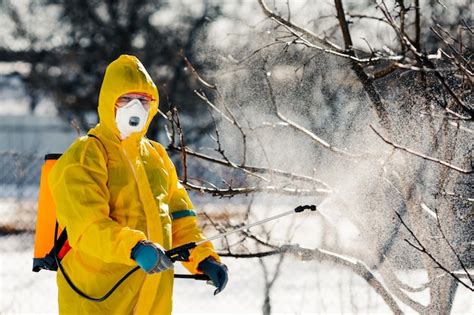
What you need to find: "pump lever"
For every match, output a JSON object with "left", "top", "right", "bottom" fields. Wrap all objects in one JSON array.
[{"left": 165, "top": 242, "right": 196, "bottom": 262}]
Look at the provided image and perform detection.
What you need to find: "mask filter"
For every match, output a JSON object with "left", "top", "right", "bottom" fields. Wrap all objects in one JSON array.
[{"left": 115, "top": 99, "right": 149, "bottom": 139}]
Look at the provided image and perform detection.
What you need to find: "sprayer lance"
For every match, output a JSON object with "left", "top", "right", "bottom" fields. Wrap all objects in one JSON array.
[{"left": 165, "top": 204, "right": 316, "bottom": 262}]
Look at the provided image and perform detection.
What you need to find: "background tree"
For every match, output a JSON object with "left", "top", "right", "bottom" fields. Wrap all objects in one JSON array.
[
  {"left": 0, "top": 0, "right": 223, "bottom": 141},
  {"left": 163, "top": 0, "right": 473, "bottom": 313}
]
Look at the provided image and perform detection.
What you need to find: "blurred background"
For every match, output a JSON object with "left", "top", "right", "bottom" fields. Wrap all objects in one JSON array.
[{"left": 0, "top": 0, "right": 472, "bottom": 314}]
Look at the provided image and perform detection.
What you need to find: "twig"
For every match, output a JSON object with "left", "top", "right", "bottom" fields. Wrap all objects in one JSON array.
[
  {"left": 395, "top": 211, "right": 473, "bottom": 291},
  {"left": 205, "top": 92, "right": 249, "bottom": 166},
  {"left": 194, "top": 90, "right": 234, "bottom": 123},
  {"left": 166, "top": 110, "right": 176, "bottom": 148},
  {"left": 171, "top": 108, "right": 188, "bottom": 182},
  {"left": 193, "top": 89, "right": 249, "bottom": 165},
  {"left": 431, "top": 26, "right": 474, "bottom": 80},
  {"left": 286, "top": 0, "right": 291, "bottom": 22},
  {"left": 207, "top": 109, "right": 268, "bottom": 182},
  {"left": 461, "top": 19, "right": 473, "bottom": 34},
  {"left": 232, "top": 42, "right": 282, "bottom": 65},
  {"left": 370, "top": 125, "right": 473, "bottom": 174},
  {"left": 433, "top": 206, "right": 474, "bottom": 285},
  {"left": 346, "top": 13, "right": 390, "bottom": 25},
  {"left": 202, "top": 211, "right": 232, "bottom": 254},
  {"left": 222, "top": 101, "right": 249, "bottom": 165},
  {"left": 208, "top": 110, "right": 232, "bottom": 165},
  {"left": 70, "top": 119, "right": 82, "bottom": 137},
  {"left": 180, "top": 50, "right": 217, "bottom": 90}
]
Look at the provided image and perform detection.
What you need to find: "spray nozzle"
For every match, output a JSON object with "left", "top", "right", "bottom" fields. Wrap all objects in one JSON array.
[{"left": 294, "top": 204, "right": 317, "bottom": 213}]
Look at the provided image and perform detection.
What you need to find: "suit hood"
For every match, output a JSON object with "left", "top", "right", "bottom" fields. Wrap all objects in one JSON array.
[{"left": 98, "top": 55, "right": 159, "bottom": 139}]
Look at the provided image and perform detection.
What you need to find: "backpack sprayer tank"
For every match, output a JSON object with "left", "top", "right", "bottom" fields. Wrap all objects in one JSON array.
[{"left": 32, "top": 154, "right": 70, "bottom": 272}]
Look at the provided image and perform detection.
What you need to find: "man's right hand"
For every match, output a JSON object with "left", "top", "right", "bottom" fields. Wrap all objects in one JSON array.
[{"left": 131, "top": 241, "right": 174, "bottom": 274}]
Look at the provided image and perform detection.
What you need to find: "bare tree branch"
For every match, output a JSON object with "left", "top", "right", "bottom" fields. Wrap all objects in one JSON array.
[
  {"left": 433, "top": 206, "right": 474, "bottom": 285},
  {"left": 170, "top": 108, "right": 188, "bottom": 182},
  {"left": 395, "top": 212, "right": 474, "bottom": 291},
  {"left": 183, "top": 181, "right": 328, "bottom": 198},
  {"left": 378, "top": 264, "right": 428, "bottom": 313},
  {"left": 263, "top": 65, "right": 378, "bottom": 159},
  {"left": 370, "top": 125, "right": 473, "bottom": 174},
  {"left": 221, "top": 244, "right": 403, "bottom": 314},
  {"left": 167, "top": 144, "right": 332, "bottom": 191},
  {"left": 414, "top": 0, "right": 421, "bottom": 50},
  {"left": 257, "top": 0, "right": 342, "bottom": 51},
  {"left": 181, "top": 50, "right": 217, "bottom": 89},
  {"left": 334, "top": 0, "right": 354, "bottom": 52},
  {"left": 260, "top": 0, "right": 393, "bottom": 127},
  {"left": 377, "top": 2, "right": 473, "bottom": 119},
  {"left": 380, "top": 262, "right": 431, "bottom": 292},
  {"left": 346, "top": 13, "right": 390, "bottom": 25}
]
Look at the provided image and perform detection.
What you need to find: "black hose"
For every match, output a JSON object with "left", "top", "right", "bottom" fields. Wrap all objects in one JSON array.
[
  {"left": 53, "top": 223, "right": 208, "bottom": 302},
  {"left": 53, "top": 223, "right": 140, "bottom": 302}
]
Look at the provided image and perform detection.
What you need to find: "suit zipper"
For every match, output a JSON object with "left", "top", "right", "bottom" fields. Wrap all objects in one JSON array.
[{"left": 121, "top": 146, "right": 151, "bottom": 239}]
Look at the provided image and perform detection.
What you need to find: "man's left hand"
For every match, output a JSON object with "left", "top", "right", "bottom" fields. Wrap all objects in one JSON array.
[{"left": 198, "top": 257, "right": 228, "bottom": 295}]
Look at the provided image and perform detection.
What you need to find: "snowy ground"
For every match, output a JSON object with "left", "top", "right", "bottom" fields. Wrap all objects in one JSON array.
[
  {"left": 1, "top": 233, "right": 473, "bottom": 314},
  {"left": 1, "top": 194, "right": 472, "bottom": 314}
]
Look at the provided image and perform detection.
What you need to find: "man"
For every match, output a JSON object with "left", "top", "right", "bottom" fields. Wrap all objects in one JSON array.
[{"left": 49, "top": 54, "right": 228, "bottom": 314}]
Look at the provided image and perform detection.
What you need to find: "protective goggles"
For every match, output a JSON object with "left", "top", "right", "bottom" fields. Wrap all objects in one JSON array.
[{"left": 115, "top": 94, "right": 155, "bottom": 109}]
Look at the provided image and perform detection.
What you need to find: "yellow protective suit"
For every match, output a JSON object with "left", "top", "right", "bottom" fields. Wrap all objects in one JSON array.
[{"left": 49, "top": 55, "right": 220, "bottom": 314}]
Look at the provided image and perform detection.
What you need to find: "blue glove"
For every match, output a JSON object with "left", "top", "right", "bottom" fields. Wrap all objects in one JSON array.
[
  {"left": 198, "top": 257, "right": 228, "bottom": 295},
  {"left": 131, "top": 241, "right": 173, "bottom": 274}
]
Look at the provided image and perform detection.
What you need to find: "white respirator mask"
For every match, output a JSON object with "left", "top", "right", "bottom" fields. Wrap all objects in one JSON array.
[{"left": 115, "top": 99, "right": 149, "bottom": 140}]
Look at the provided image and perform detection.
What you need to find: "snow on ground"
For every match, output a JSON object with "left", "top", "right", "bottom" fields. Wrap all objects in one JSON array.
[
  {"left": 1, "top": 196, "right": 473, "bottom": 314},
  {"left": 1, "top": 234, "right": 473, "bottom": 314}
]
